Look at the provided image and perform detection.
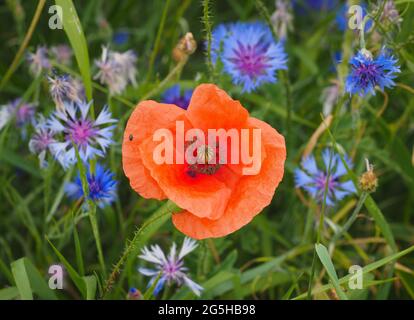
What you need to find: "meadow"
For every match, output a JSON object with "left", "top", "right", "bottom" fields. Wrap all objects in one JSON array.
[{"left": 0, "top": 0, "right": 414, "bottom": 300}]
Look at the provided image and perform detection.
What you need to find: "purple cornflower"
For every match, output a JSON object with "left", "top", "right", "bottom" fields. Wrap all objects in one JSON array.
[
  {"left": 65, "top": 164, "right": 117, "bottom": 208},
  {"left": 47, "top": 101, "right": 117, "bottom": 169},
  {"left": 26, "top": 46, "right": 51, "bottom": 76},
  {"left": 345, "top": 49, "right": 400, "bottom": 97},
  {"left": 138, "top": 237, "right": 203, "bottom": 297},
  {"left": 50, "top": 45, "right": 73, "bottom": 65},
  {"left": 294, "top": 149, "right": 356, "bottom": 206},
  {"left": 211, "top": 22, "right": 288, "bottom": 93},
  {"left": 162, "top": 85, "right": 193, "bottom": 110},
  {"left": 94, "top": 46, "right": 137, "bottom": 95},
  {"left": 29, "top": 116, "right": 56, "bottom": 168},
  {"left": 48, "top": 74, "right": 84, "bottom": 111}
]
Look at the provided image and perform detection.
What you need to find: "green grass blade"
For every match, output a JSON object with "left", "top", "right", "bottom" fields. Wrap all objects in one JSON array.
[
  {"left": 55, "top": 0, "right": 92, "bottom": 102},
  {"left": 315, "top": 244, "right": 348, "bottom": 300}
]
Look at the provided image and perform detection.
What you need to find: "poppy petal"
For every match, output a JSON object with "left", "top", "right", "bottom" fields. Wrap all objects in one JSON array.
[
  {"left": 172, "top": 117, "right": 286, "bottom": 239},
  {"left": 122, "top": 101, "right": 185, "bottom": 199}
]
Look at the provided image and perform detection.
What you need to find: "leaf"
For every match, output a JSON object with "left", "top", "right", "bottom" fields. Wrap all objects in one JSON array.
[
  {"left": 11, "top": 258, "right": 57, "bottom": 300},
  {"left": 315, "top": 244, "right": 348, "bottom": 300},
  {"left": 83, "top": 275, "right": 97, "bottom": 300},
  {"left": 46, "top": 237, "right": 86, "bottom": 298},
  {"left": 55, "top": 0, "right": 92, "bottom": 101},
  {"left": 294, "top": 245, "right": 414, "bottom": 299},
  {"left": 0, "top": 287, "right": 19, "bottom": 300}
]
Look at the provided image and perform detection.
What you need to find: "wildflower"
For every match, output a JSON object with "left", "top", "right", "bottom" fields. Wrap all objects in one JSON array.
[
  {"left": 359, "top": 159, "right": 378, "bottom": 193},
  {"left": 294, "top": 149, "right": 356, "bottom": 206},
  {"left": 377, "top": 0, "right": 402, "bottom": 26},
  {"left": 211, "top": 22, "right": 287, "bottom": 93},
  {"left": 345, "top": 49, "right": 400, "bottom": 97},
  {"left": 122, "top": 84, "right": 286, "bottom": 239},
  {"left": 47, "top": 101, "right": 117, "bottom": 168},
  {"left": 138, "top": 237, "right": 203, "bottom": 296},
  {"left": 127, "top": 288, "right": 142, "bottom": 300},
  {"left": 271, "top": 0, "right": 293, "bottom": 39},
  {"left": 65, "top": 164, "right": 117, "bottom": 208},
  {"left": 29, "top": 116, "right": 57, "bottom": 168},
  {"left": 162, "top": 85, "right": 193, "bottom": 110},
  {"left": 26, "top": 46, "right": 51, "bottom": 76},
  {"left": 94, "top": 46, "right": 137, "bottom": 95},
  {"left": 50, "top": 45, "right": 73, "bottom": 65},
  {"left": 48, "top": 74, "right": 83, "bottom": 111},
  {"left": 173, "top": 32, "right": 197, "bottom": 62}
]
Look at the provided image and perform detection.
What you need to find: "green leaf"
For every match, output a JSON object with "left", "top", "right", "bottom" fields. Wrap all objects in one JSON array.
[
  {"left": 294, "top": 245, "right": 414, "bottom": 299},
  {"left": 83, "top": 275, "right": 97, "bottom": 300},
  {"left": 0, "top": 287, "right": 19, "bottom": 300},
  {"left": 315, "top": 244, "right": 348, "bottom": 300},
  {"left": 55, "top": 0, "right": 92, "bottom": 101},
  {"left": 11, "top": 258, "right": 57, "bottom": 300}
]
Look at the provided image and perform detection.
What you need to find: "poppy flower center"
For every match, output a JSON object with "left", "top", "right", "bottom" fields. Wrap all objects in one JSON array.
[{"left": 185, "top": 141, "right": 222, "bottom": 177}]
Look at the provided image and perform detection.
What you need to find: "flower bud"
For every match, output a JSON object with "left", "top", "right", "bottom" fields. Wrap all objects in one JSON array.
[
  {"left": 172, "top": 32, "right": 197, "bottom": 62},
  {"left": 359, "top": 159, "right": 378, "bottom": 193},
  {"left": 127, "top": 287, "right": 143, "bottom": 300}
]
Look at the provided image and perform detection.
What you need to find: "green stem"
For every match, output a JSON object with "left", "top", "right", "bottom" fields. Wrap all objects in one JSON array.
[
  {"left": 87, "top": 201, "right": 106, "bottom": 277},
  {"left": 146, "top": 0, "right": 171, "bottom": 83},
  {"left": 202, "top": 0, "right": 214, "bottom": 81},
  {"left": 330, "top": 192, "right": 368, "bottom": 245},
  {"left": 0, "top": 0, "right": 46, "bottom": 90},
  {"left": 101, "top": 200, "right": 181, "bottom": 298}
]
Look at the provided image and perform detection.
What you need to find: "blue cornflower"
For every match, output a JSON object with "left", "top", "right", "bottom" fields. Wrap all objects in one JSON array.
[
  {"left": 335, "top": 3, "right": 372, "bottom": 32},
  {"left": 162, "top": 85, "right": 193, "bottom": 110},
  {"left": 294, "top": 149, "right": 356, "bottom": 206},
  {"left": 138, "top": 237, "right": 203, "bottom": 297},
  {"left": 65, "top": 164, "right": 117, "bottom": 208},
  {"left": 345, "top": 49, "right": 400, "bottom": 97},
  {"left": 211, "top": 22, "right": 288, "bottom": 93},
  {"left": 47, "top": 101, "right": 117, "bottom": 169}
]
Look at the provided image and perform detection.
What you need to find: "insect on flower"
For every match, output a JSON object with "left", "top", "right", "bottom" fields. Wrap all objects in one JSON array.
[
  {"left": 294, "top": 149, "right": 356, "bottom": 206},
  {"left": 65, "top": 164, "right": 117, "bottom": 208},
  {"left": 138, "top": 237, "right": 203, "bottom": 297},
  {"left": 345, "top": 48, "right": 400, "bottom": 97},
  {"left": 47, "top": 101, "right": 117, "bottom": 169},
  {"left": 211, "top": 21, "right": 288, "bottom": 93},
  {"left": 162, "top": 85, "right": 193, "bottom": 110}
]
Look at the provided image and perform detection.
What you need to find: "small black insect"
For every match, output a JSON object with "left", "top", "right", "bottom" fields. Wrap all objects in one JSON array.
[{"left": 129, "top": 134, "right": 133, "bottom": 141}]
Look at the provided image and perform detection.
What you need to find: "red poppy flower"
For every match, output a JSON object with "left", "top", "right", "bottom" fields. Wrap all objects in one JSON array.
[{"left": 122, "top": 84, "right": 286, "bottom": 239}]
